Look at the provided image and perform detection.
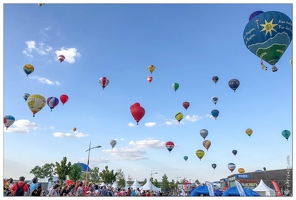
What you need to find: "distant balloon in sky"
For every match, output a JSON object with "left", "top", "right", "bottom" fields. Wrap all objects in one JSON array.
[
  {"left": 183, "top": 156, "right": 188, "bottom": 161},
  {"left": 196, "top": 149, "right": 205, "bottom": 161},
  {"left": 289, "top": 57, "right": 293, "bottom": 66},
  {"left": 175, "top": 112, "right": 183, "bottom": 123},
  {"left": 99, "top": 77, "right": 109, "bottom": 90},
  {"left": 232, "top": 150, "right": 237, "bottom": 156},
  {"left": 228, "top": 163, "right": 236, "bottom": 173},
  {"left": 147, "top": 76, "right": 153, "bottom": 83},
  {"left": 172, "top": 83, "right": 179, "bottom": 92},
  {"left": 281, "top": 130, "right": 291, "bottom": 141},
  {"left": 238, "top": 168, "right": 245, "bottom": 173},
  {"left": 27, "top": 94, "right": 46, "bottom": 117},
  {"left": 58, "top": 55, "right": 65, "bottom": 62},
  {"left": 166, "top": 141, "right": 174, "bottom": 153},
  {"left": 212, "top": 76, "right": 219, "bottom": 84},
  {"left": 47, "top": 97, "right": 59, "bottom": 111},
  {"left": 148, "top": 65, "right": 155, "bottom": 73},
  {"left": 228, "top": 79, "right": 240, "bottom": 92},
  {"left": 211, "top": 96, "right": 218, "bottom": 105},
  {"left": 272, "top": 66, "right": 278, "bottom": 72},
  {"left": 4, "top": 115, "right": 15, "bottom": 130},
  {"left": 203, "top": 140, "right": 211, "bottom": 151},
  {"left": 38, "top": 3, "right": 45, "bottom": 7},
  {"left": 23, "top": 93, "right": 30, "bottom": 101},
  {"left": 23, "top": 64, "right": 34, "bottom": 76},
  {"left": 183, "top": 102, "right": 190, "bottom": 110},
  {"left": 243, "top": 10, "right": 292, "bottom": 70},
  {"left": 200, "top": 129, "right": 208, "bottom": 140},
  {"left": 130, "top": 102, "right": 145, "bottom": 125},
  {"left": 212, "top": 163, "right": 217, "bottom": 170},
  {"left": 72, "top": 127, "right": 77, "bottom": 132},
  {"left": 211, "top": 109, "right": 219, "bottom": 119},
  {"left": 60, "top": 94, "right": 69, "bottom": 105},
  {"left": 110, "top": 139, "right": 117, "bottom": 148},
  {"left": 245, "top": 128, "right": 253, "bottom": 137}
]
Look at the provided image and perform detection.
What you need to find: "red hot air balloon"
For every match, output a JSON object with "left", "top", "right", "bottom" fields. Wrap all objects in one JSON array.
[
  {"left": 147, "top": 76, "right": 153, "bottom": 83},
  {"left": 58, "top": 55, "right": 65, "bottom": 62},
  {"left": 166, "top": 141, "right": 174, "bottom": 153},
  {"left": 130, "top": 103, "right": 145, "bottom": 125},
  {"left": 99, "top": 77, "right": 109, "bottom": 90},
  {"left": 60, "top": 94, "right": 69, "bottom": 105},
  {"left": 183, "top": 102, "right": 190, "bottom": 110}
]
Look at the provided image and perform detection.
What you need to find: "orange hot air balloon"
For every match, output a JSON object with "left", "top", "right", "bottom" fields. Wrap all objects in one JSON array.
[
  {"left": 246, "top": 128, "right": 253, "bottom": 137},
  {"left": 147, "top": 76, "right": 153, "bottom": 83}
]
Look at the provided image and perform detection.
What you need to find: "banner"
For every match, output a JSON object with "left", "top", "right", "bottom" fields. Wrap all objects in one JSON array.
[
  {"left": 205, "top": 181, "right": 215, "bottom": 196},
  {"left": 270, "top": 180, "right": 283, "bottom": 196},
  {"left": 235, "top": 180, "right": 246, "bottom": 196}
]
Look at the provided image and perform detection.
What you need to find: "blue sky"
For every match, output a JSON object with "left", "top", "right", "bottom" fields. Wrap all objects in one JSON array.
[{"left": 1, "top": 2, "right": 293, "bottom": 184}]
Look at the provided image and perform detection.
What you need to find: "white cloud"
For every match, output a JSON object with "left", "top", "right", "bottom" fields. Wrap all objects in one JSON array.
[
  {"left": 120, "top": 138, "right": 125, "bottom": 141},
  {"left": 23, "top": 40, "right": 53, "bottom": 57},
  {"left": 163, "top": 119, "right": 184, "bottom": 126},
  {"left": 129, "top": 138, "right": 165, "bottom": 149},
  {"left": 145, "top": 122, "right": 156, "bottom": 127},
  {"left": 128, "top": 122, "right": 136, "bottom": 127},
  {"left": 103, "top": 147, "right": 147, "bottom": 161},
  {"left": 4, "top": 119, "right": 39, "bottom": 133},
  {"left": 53, "top": 131, "right": 89, "bottom": 138},
  {"left": 205, "top": 114, "right": 214, "bottom": 119},
  {"left": 55, "top": 47, "right": 81, "bottom": 64},
  {"left": 185, "top": 115, "right": 203, "bottom": 122},
  {"left": 49, "top": 126, "right": 55, "bottom": 129},
  {"left": 29, "top": 75, "right": 60, "bottom": 85}
]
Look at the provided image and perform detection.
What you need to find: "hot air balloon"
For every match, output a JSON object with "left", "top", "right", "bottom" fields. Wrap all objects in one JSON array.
[
  {"left": 289, "top": 57, "right": 293, "bottom": 66},
  {"left": 238, "top": 168, "right": 245, "bottom": 173},
  {"left": 110, "top": 140, "right": 117, "bottom": 148},
  {"left": 47, "top": 97, "right": 59, "bottom": 111},
  {"left": 245, "top": 128, "right": 253, "bottom": 137},
  {"left": 212, "top": 163, "right": 217, "bottom": 169},
  {"left": 38, "top": 3, "right": 45, "bottom": 7},
  {"left": 175, "top": 112, "right": 183, "bottom": 123},
  {"left": 4, "top": 115, "right": 15, "bottom": 130},
  {"left": 148, "top": 65, "right": 155, "bottom": 74},
  {"left": 183, "top": 102, "right": 190, "bottom": 110},
  {"left": 211, "top": 109, "right": 219, "bottom": 119},
  {"left": 23, "top": 93, "right": 30, "bottom": 101},
  {"left": 196, "top": 149, "right": 205, "bottom": 161},
  {"left": 166, "top": 141, "right": 174, "bottom": 153},
  {"left": 211, "top": 96, "right": 218, "bottom": 105},
  {"left": 99, "top": 77, "right": 109, "bottom": 90},
  {"left": 183, "top": 156, "right": 188, "bottom": 161},
  {"left": 243, "top": 10, "right": 292, "bottom": 70},
  {"left": 72, "top": 127, "right": 76, "bottom": 132},
  {"left": 272, "top": 66, "right": 278, "bottom": 72},
  {"left": 232, "top": 150, "right": 237, "bottom": 156},
  {"left": 172, "top": 83, "right": 179, "bottom": 92},
  {"left": 212, "top": 76, "right": 219, "bottom": 84},
  {"left": 147, "top": 76, "right": 153, "bottom": 83},
  {"left": 58, "top": 55, "right": 65, "bottom": 62},
  {"left": 203, "top": 140, "right": 211, "bottom": 151},
  {"left": 282, "top": 130, "right": 291, "bottom": 141},
  {"left": 228, "top": 163, "right": 236, "bottom": 173},
  {"left": 200, "top": 129, "right": 208, "bottom": 140},
  {"left": 27, "top": 94, "right": 46, "bottom": 117},
  {"left": 130, "top": 103, "right": 145, "bottom": 125},
  {"left": 263, "top": 167, "right": 266, "bottom": 171},
  {"left": 228, "top": 79, "right": 240, "bottom": 92},
  {"left": 60, "top": 94, "right": 69, "bottom": 105},
  {"left": 23, "top": 64, "right": 34, "bottom": 76}
]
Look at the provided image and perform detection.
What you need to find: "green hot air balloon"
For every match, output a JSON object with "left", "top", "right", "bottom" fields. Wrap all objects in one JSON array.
[
  {"left": 282, "top": 130, "right": 291, "bottom": 141},
  {"left": 172, "top": 83, "right": 179, "bottom": 92}
]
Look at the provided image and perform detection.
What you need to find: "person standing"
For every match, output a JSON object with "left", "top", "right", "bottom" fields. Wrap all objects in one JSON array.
[
  {"left": 29, "top": 178, "right": 38, "bottom": 194},
  {"left": 30, "top": 184, "right": 43, "bottom": 196},
  {"left": 11, "top": 176, "right": 29, "bottom": 196}
]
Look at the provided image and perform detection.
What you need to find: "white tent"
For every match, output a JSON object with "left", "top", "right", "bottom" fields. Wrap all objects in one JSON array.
[
  {"left": 140, "top": 179, "right": 161, "bottom": 192},
  {"left": 131, "top": 179, "right": 142, "bottom": 189},
  {"left": 253, "top": 179, "right": 276, "bottom": 197},
  {"left": 125, "top": 180, "right": 130, "bottom": 190},
  {"left": 111, "top": 181, "right": 118, "bottom": 189}
]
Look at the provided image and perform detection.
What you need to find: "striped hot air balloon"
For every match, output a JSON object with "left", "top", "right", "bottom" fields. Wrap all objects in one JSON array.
[
  {"left": 166, "top": 141, "right": 174, "bottom": 153},
  {"left": 175, "top": 112, "right": 183, "bottom": 123},
  {"left": 99, "top": 77, "right": 110, "bottom": 90}
]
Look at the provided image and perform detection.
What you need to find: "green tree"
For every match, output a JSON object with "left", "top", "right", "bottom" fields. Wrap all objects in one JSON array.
[
  {"left": 30, "top": 163, "right": 55, "bottom": 180},
  {"left": 127, "top": 175, "right": 133, "bottom": 185},
  {"left": 153, "top": 179, "right": 160, "bottom": 188},
  {"left": 55, "top": 157, "right": 72, "bottom": 185},
  {"left": 68, "top": 164, "right": 83, "bottom": 181},
  {"left": 161, "top": 174, "right": 170, "bottom": 192},
  {"left": 30, "top": 165, "right": 43, "bottom": 178},
  {"left": 141, "top": 178, "right": 147, "bottom": 186},
  {"left": 99, "top": 166, "right": 117, "bottom": 184},
  {"left": 89, "top": 167, "right": 100, "bottom": 183},
  {"left": 116, "top": 169, "right": 125, "bottom": 188}
]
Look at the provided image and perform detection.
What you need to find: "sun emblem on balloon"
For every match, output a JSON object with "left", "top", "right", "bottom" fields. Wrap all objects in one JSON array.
[{"left": 260, "top": 19, "right": 277, "bottom": 36}]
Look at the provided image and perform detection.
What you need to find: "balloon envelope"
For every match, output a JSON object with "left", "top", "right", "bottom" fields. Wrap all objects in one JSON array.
[
  {"left": 183, "top": 156, "right": 188, "bottom": 161},
  {"left": 290, "top": 57, "right": 293, "bottom": 66},
  {"left": 175, "top": 112, "right": 183, "bottom": 123},
  {"left": 212, "top": 163, "right": 217, "bottom": 169},
  {"left": 72, "top": 127, "right": 76, "bottom": 132},
  {"left": 172, "top": 83, "right": 179, "bottom": 92},
  {"left": 147, "top": 76, "right": 153, "bottom": 83},
  {"left": 183, "top": 102, "right": 190, "bottom": 110},
  {"left": 212, "top": 76, "right": 219, "bottom": 84},
  {"left": 246, "top": 128, "right": 253, "bottom": 137},
  {"left": 200, "top": 129, "right": 208, "bottom": 140},
  {"left": 4, "top": 115, "right": 15, "bottom": 130},
  {"left": 282, "top": 130, "right": 291, "bottom": 141},
  {"left": 110, "top": 139, "right": 117, "bottom": 148},
  {"left": 211, "top": 96, "right": 218, "bottom": 105},
  {"left": 99, "top": 77, "right": 109, "bottom": 89},
  {"left": 166, "top": 141, "right": 174, "bottom": 153},
  {"left": 228, "top": 163, "right": 236, "bottom": 172},
  {"left": 47, "top": 97, "right": 59, "bottom": 111},
  {"left": 203, "top": 140, "right": 211, "bottom": 151},
  {"left": 238, "top": 168, "right": 245, "bottom": 173},
  {"left": 130, "top": 103, "right": 145, "bottom": 125},
  {"left": 74, "top": 163, "right": 91, "bottom": 172},
  {"left": 23, "top": 64, "right": 34, "bottom": 76},
  {"left": 228, "top": 79, "right": 240, "bottom": 92},
  {"left": 232, "top": 150, "right": 237, "bottom": 156},
  {"left": 58, "top": 55, "right": 65, "bottom": 62},
  {"left": 23, "top": 93, "right": 30, "bottom": 101},
  {"left": 243, "top": 11, "right": 292, "bottom": 66},
  {"left": 60, "top": 94, "right": 69, "bottom": 105},
  {"left": 211, "top": 109, "right": 219, "bottom": 119},
  {"left": 196, "top": 149, "right": 205, "bottom": 160},
  {"left": 148, "top": 65, "right": 155, "bottom": 73},
  {"left": 27, "top": 94, "right": 46, "bottom": 117}
]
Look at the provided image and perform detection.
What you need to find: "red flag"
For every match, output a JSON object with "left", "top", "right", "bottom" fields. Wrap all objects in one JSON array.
[{"left": 270, "top": 180, "right": 283, "bottom": 196}]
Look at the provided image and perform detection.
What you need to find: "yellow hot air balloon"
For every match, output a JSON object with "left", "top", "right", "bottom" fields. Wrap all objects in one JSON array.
[
  {"left": 245, "top": 128, "right": 253, "bottom": 137},
  {"left": 196, "top": 149, "right": 205, "bottom": 161},
  {"left": 148, "top": 65, "right": 155, "bottom": 74},
  {"left": 27, "top": 94, "right": 46, "bottom": 117},
  {"left": 238, "top": 168, "right": 245, "bottom": 173},
  {"left": 175, "top": 112, "right": 183, "bottom": 123},
  {"left": 72, "top": 127, "right": 77, "bottom": 132}
]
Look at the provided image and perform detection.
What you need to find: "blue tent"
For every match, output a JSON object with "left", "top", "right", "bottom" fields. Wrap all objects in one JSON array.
[
  {"left": 222, "top": 186, "right": 260, "bottom": 196},
  {"left": 190, "top": 185, "right": 222, "bottom": 196},
  {"left": 74, "top": 162, "right": 91, "bottom": 172}
]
